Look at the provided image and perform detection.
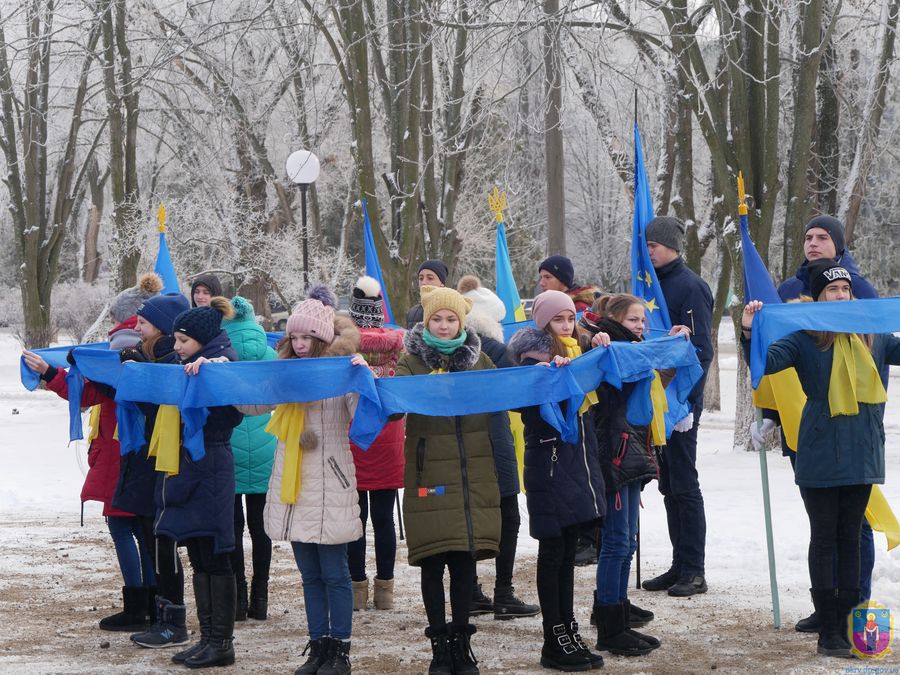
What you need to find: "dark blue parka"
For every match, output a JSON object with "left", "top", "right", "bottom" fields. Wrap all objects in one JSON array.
[
  {"left": 743, "top": 331, "right": 900, "bottom": 488},
  {"left": 111, "top": 337, "right": 181, "bottom": 518},
  {"left": 508, "top": 327, "right": 605, "bottom": 539},
  {"left": 153, "top": 331, "right": 242, "bottom": 553},
  {"left": 655, "top": 257, "right": 714, "bottom": 409}
]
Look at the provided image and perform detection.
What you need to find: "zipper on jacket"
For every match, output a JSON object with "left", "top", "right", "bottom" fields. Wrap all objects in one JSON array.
[
  {"left": 550, "top": 447, "right": 557, "bottom": 477},
  {"left": 154, "top": 473, "right": 168, "bottom": 535},
  {"left": 416, "top": 438, "right": 426, "bottom": 487},
  {"left": 646, "top": 433, "right": 660, "bottom": 480},
  {"left": 455, "top": 417, "right": 476, "bottom": 555},
  {"left": 328, "top": 456, "right": 351, "bottom": 489},
  {"left": 580, "top": 416, "right": 600, "bottom": 517},
  {"left": 613, "top": 432, "right": 629, "bottom": 468}
]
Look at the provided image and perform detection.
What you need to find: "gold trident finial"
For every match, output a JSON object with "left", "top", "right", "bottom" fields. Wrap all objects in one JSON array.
[
  {"left": 737, "top": 172, "right": 748, "bottom": 217},
  {"left": 488, "top": 186, "right": 507, "bottom": 223},
  {"left": 157, "top": 203, "right": 167, "bottom": 233}
]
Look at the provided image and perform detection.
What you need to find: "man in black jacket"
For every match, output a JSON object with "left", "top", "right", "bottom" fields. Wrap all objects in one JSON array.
[{"left": 640, "top": 216, "right": 714, "bottom": 598}]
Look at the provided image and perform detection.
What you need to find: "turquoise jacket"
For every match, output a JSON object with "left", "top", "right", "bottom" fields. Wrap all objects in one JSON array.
[
  {"left": 747, "top": 331, "right": 900, "bottom": 489},
  {"left": 223, "top": 298, "right": 277, "bottom": 494}
]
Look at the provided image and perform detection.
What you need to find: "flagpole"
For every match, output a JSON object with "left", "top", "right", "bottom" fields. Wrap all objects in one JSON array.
[{"left": 740, "top": 172, "right": 781, "bottom": 629}]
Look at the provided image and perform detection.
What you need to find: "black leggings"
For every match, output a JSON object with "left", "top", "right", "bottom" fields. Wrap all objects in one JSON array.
[
  {"left": 347, "top": 489, "right": 398, "bottom": 582},
  {"left": 799, "top": 484, "right": 872, "bottom": 590},
  {"left": 536, "top": 524, "right": 579, "bottom": 627},
  {"left": 186, "top": 537, "right": 233, "bottom": 577},
  {"left": 495, "top": 494, "right": 521, "bottom": 590},
  {"left": 420, "top": 551, "right": 476, "bottom": 629},
  {"left": 138, "top": 515, "right": 184, "bottom": 605},
  {"left": 231, "top": 493, "right": 271, "bottom": 585}
]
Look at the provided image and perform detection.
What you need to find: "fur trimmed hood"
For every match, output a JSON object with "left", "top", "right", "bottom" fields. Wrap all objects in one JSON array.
[
  {"left": 507, "top": 327, "right": 552, "bottom": 365},
  {"left": 325, "top": 315, "right": 361, "bottom": 357},
  {"left": 465, "top": 311, "right": 504, "bottom": 344},
  {"left": 404, "top": 323, "right": 481, "bottom": 372}
]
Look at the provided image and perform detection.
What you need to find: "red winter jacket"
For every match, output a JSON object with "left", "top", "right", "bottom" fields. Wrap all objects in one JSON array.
[
  {"left": 46, "top": 370, "right": 132, "bottom": 518},
  {"left": 350, "top": 327, "right": 405, "bottom": 491}
]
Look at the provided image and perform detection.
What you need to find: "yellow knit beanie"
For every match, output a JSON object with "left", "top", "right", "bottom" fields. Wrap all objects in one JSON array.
[{"left": 421, "top": 285, "right": 472, "bottom": 326}]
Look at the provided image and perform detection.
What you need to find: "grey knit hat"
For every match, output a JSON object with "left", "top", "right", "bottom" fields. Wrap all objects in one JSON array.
[
  {"left": 645, "top": 216, "right": 686, "bottom": 253},
  {"left": 110, "top": 273, "right": 163, "bottom": 323}
]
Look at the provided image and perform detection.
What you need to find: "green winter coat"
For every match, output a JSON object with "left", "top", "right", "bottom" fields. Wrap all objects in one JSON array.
[
  {"left": 396, "top": 324, "right": 501, "bottom": 566},
  {"left": 223, "top": 298, "right": 277, "bottom": 494}
]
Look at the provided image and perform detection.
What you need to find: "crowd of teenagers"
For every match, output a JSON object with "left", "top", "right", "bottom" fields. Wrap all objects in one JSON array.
[{"left": 20, "top": 213, "right": 899, "bottom": 672}]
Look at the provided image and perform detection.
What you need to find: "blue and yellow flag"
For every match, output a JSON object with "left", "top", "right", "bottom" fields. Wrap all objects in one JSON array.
[
  {"left": 631, "top": 124, "right": 670, "bottom": 333},
  {"left": 362, "top": 198, "right": 395, "bottom": 325},
  {"left": 155, "top": 205, "right": 180, "bottom": 294},
  {"left": 490, "top": 187, "right": 526, "bottom": 323}
]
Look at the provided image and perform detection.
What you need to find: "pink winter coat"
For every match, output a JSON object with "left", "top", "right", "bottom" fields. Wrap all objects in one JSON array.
[{"left": 350, "top": 327, "right": 405, "bottom": 491}]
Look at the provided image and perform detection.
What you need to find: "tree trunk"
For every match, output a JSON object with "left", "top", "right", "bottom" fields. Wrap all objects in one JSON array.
[
  {"left": 82, "top": 158, "right": 104, "bottom": 283},
  {"left": 543, "top": 0, "right": 565, "bottom": 255}
]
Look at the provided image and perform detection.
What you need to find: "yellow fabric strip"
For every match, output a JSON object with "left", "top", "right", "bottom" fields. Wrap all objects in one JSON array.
[
  {"left": 828, "top": 334, "right": 887, "bottom": 417},
  {"left": 751, "top": 369, "right": 804, "bottom": 451},
  {"left": 266, "top": 403, "right": 306, "bottom": 505},
  {"left": 429, "top": 368, "right": 447, "bottom": 375},
  {"left": 86, "top": 405, "right": 101, "bottom": 444},
  {"left": 148, "top": 405, "right": 181, "bottom": 476},
  {"left": 649, "top": 371, "right": 668, "bottom": 446},
  {"left": 559, "top": 336, "right": 599, "bottom": 414},
  {"left": 866, "top": 485, "right": 900, "bottom": 551},
  {"left": 509, "top": 411, "right": 525, "bottom": 495}
]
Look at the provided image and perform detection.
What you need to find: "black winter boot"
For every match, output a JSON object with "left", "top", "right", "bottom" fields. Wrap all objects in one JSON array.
[
  {"left": 235, "top": 577, "right": 248, "bottom": 622},
  {"left": 99, "top": 586, "right": 149, "bottom": 632},
  {"left": 185, "top": 574, "right": 236, "bottom": 668},
  {"left": 540, "top": 623, "right": 591, "bottom": 672},
  {"left": 295, "top": 637, "right": 331, "bottom": 674},
  {"left": 622, "top": 600, "right": 660, "bottom": 649},
  {"left": 567, "top": 619, "right": 604, "bottom": 670},
  {"left": 641, "top": 567, "right": 679, "bottom": 592},
  {"left": 470, "top": 584, "right": 493, "bottom": 616},
  {"left": 594, "top": 603, "right": 653, "bottom": 656},
  {"left": 493, "top": 585, "right": 540, "bottom": 620},
  {"left": 626, "top": 598, "right": 654, "bottom": 627},
  {"left": 131, "top": 596, "right": 189, "bottom": 648},
  {"left": 425, "top": 626, "right": 453, "bottom": 675},
  {"left": 318, "top": 639, "right": 351, "bottom": 675},
  {"left": 173, "top": 574, "right": 212, "bottom": 664},
  {"left": 573, "top": 535, "right": 598, "bottom": 567},
  {"left": 836, "top": 588, "right": 860, "bottom": 651},
  {"left": 448, "top": 623, "right": 479, "bottom": 674},
  {"left": 795, "top": 610, "right": 821, "bottom": 633},
  {"left": 810, "top": 588, "right": 851, "bottom": 658},
  {"left": 247, "top": 576, "right": 268, "bottom": 620}
]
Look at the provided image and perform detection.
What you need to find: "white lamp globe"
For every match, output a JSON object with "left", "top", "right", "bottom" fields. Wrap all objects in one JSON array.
[{"left": 285, "top": 150, "right": 320, "bottom": 185}]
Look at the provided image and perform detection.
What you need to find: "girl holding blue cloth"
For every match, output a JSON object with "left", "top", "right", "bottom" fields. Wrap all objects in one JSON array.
[
  {"left": 396, "top": 285, "right": 501, "bottom": 675},
  {"left": 508, "top": 290, "right": 606, "bottom": 672},
  {"left": 741, "top": 259, "right": 900, "bottom": 659}
]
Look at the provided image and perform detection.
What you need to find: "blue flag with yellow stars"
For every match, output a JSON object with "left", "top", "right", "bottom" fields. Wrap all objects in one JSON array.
[{"left": 631, "top": 124, "right": 671, "bottom": 334}]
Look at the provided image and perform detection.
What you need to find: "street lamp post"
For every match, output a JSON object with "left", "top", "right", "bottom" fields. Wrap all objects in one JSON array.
[{"left": 285, "top": 150, "right": 321, "bottom": 292}]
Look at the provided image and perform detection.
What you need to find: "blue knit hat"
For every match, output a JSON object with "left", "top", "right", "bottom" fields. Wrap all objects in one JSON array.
[
  {"left": 136, "top": 293, "right": 190, "bottom": 335},
  {"left": 538, "top": 255, "right": 575, "bottom": 289},
  {"left": 173, "top": 299, "right": 233, "bottom": 346}
]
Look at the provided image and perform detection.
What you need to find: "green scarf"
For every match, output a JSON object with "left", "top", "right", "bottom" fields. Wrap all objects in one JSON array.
[{"left": 422, "top": 328, "right": 468, "bottom": 355}]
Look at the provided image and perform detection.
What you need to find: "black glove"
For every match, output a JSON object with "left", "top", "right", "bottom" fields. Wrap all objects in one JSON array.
[
  {"left": 119, "top": 346, "right": 143, "bottom": 363},
  {"left": 66, "top": 349, "right": 77, "bottom": 367}
]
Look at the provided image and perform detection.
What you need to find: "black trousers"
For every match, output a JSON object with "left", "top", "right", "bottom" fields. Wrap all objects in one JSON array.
[
  {"left": 186, "top": 536, "right": 233, "bottom": 577},
  {"left": 536, "top": 524, "right": 579, "bottom": 627},
  {"left": 420, "top": 551, "right": 476, "bottom": 629},
  {"left": 138, "top": 515, "right": 183, "bottom": 605},
  {"left": 231, "top": 493, "right": 271, "bottom": 585},
  {"left": 799, "top": 484, "right": 872, "bottom": 590}
]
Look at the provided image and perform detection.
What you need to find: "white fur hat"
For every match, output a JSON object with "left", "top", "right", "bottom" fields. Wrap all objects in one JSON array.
[{"left": 457, "top": 275, "right": 506, "bottom": 323}]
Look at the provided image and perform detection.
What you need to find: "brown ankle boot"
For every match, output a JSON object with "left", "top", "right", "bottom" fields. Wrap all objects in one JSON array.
[
  {"left": 373, "top": 578, "right": 394, "bottom": 610},
  {"left": 351, "top": 579, "right": 368, "bottom": 611}
]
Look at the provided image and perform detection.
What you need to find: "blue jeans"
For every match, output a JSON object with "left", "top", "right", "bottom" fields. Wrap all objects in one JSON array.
[
  {"left": 107, "top": 515, "right": 156, "bottom": 588},
  {"left": 658, "top": 409, "right": 706, "bottom": 576},
  {"left": 596, "top": 482, "right": 640, "bottom": 604},
  {"left": 292, "top": 542, "right": 352, "bottom": 640}
]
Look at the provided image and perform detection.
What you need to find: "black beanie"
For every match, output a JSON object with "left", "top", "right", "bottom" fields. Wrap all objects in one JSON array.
[
  {"left": 809, "top": 259, "right": 852, "bottom": 301},
  {"left": 173, "top": 305, "right": 225, "bottom": 345},
  {"left": 190, "top": 274, "right": 223, "bottom": 306},
  {"left": 804, "top": 215, "right": 845, "bottom": 255},
  {"left": 417, "top": 260, "right": 448, "bottom": 285},
  {"left": 645, "top": 216, "right": 686, "bottom": 253},
  {"left": 538, "top": 255, "right": 575, "bottom": 289}
]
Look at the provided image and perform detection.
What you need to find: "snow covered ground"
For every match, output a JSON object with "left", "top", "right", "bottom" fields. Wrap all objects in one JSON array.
[{"left": 1, "top": 330, "right": 898, "bottom": 673}]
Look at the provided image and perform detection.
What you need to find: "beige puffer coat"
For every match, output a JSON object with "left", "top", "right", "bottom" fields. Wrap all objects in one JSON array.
[{"left": 239, "top": 316, "right": 363, "bottom": 545}]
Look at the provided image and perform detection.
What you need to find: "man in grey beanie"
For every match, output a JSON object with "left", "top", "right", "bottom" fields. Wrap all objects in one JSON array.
[{"left": 641, "top": 216, "right": 714, "bottom": 598}]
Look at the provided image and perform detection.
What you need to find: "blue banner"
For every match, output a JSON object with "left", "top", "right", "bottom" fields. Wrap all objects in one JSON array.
[
  {"left": 362, "top": 199, "right": 395, "bottom": 325},
  {"left": 155, "top": 230, "right": 180, "bottom": 294}
]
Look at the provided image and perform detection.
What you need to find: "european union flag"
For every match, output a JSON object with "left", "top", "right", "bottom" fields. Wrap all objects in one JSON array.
[
  {"left": 362, "top": 198, "right": 395, "bottom": 325},
  {"left": 632, "top": 124, "right": 671, "bottom": 334}
]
